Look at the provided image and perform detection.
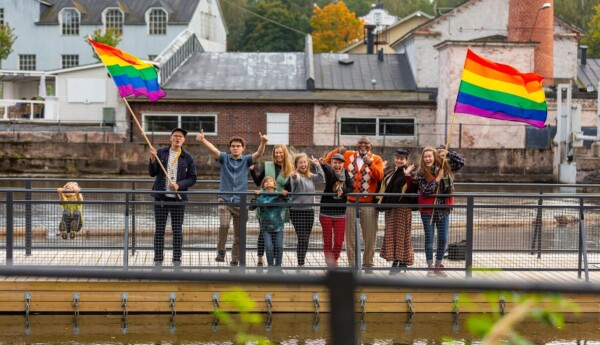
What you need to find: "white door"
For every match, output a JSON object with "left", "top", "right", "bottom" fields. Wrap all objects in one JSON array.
[{"left": 266, "top": 113, "right": 289, "bottom": 145}]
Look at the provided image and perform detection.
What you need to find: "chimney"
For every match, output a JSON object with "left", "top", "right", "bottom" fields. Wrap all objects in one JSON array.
[
  {"left": 365, "top": 24, "right": 376, "bottom": 55},
  {"left": 581, "top": 45, "right": 588, "bottom": 66},
  {"left": 377, "top": 48, "right": 384, "bottom": 62},
  {"left": 508, "top": 0, "right": 553, "bottom": 85}
]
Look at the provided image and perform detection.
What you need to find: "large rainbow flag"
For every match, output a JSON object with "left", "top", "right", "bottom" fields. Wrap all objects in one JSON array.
[
  {"left": 454, "top": 49, "right": 547, "bottom": 128},
  {"left": 87, "top": 37, "right": 166, "bottom": 102}
]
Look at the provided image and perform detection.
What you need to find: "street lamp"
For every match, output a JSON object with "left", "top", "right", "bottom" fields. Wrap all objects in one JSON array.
[{"left": 528, "top": 2, "right": 551, "bottom": 42}]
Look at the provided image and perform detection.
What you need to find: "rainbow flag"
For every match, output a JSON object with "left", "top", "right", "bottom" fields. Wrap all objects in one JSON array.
[
  {"left": 87, "top": 37, "right": 166, "bottom": 102},
  {"left": 454, "top": 49, "right": 547, "bottom": 128}
]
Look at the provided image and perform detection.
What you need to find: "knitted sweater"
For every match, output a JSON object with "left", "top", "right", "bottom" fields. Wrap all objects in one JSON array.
[{"left": 325, "top": 149, "right": 384, "bottom": 203}]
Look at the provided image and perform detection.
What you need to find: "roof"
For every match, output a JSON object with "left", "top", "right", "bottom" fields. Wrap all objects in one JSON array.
[
  {"left": 578, "top": 59, "right": 600, "bottom": 90},
  {"left": 163, "top": 52, "right": 417, "bottom": 92},
  {"left": 314, "top": 53, "right": 416, "bottom": 90},
  {"left": 164, "top": 52, "right": 308, "bottom": 91},
  {"left": 38, "top": 0, "right": 200, "bottom": 24}
]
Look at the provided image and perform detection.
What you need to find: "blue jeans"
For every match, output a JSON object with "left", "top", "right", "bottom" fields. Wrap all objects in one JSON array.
[
  {"left": 262, "top": 229, "right": 284, "bottom": 266},
  {"left": 420, "top": 213, "right": 450, "bottom": 265}
]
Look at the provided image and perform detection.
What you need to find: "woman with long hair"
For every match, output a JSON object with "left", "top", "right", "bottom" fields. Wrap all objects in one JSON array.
[
  {"left": 416, "top": 147, "right": 464, "bottom": 277},
  {"left": 250, "top": 144, "right": 293, "bottom": 266}
]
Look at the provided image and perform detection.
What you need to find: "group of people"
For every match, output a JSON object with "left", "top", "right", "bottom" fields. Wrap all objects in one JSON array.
[{"left": 147, "top": 127, "right": 465, "bottom": 276}]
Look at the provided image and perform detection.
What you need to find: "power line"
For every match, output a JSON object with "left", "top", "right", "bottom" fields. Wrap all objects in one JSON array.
[{"left": 220, "top": 0, "right": 308, "bottom": 36}]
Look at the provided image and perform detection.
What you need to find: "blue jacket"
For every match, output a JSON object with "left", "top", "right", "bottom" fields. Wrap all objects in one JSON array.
[{"left": 149, "top": 146, "right": 197, "bottom": 200}]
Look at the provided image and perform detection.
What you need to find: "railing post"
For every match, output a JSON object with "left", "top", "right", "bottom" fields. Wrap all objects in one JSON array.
[
  {"left": 123, "top": 192, "right": 130, "bottom": 269},
  {"left": 131, "top": 182, "right": 136, "bottom": 256},
  {"left": 239, "top": 193, "right": 248, "bottom": 268},
  {"left": 25, "top": 180, "right": 32, "bottom": 256},
  {"left": 354, "top": 198, "right": 362, "bottom": 274},
  {"left": 6, "top": 191, "right": 14, "bottom": 266},
  {"left": 465, "top": 195, "right": 474, "bottom": 278},
  {"left": 327, "top": 270, "right": 356, "bottom": 345},
  {"left": 531, "top": 187, "right": 543, "bottom": 258},
  {"left": 578, "top": 197, "right": 590, "bottom": 282}
]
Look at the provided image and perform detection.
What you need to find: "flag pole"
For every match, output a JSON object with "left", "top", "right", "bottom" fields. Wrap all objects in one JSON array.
[
  {"left": 430, "top": 111, "right": 457, "bottom": 224},
  {"left": 122, "top": 97, "right": 180, "bottom": 200}
]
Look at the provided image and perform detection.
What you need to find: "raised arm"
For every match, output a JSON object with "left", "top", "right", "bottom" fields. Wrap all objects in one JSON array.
[
  {"left": 251, "top": 132, "right": 269, "bottom": 163},
  {"left": 196, "top": 129, "right": 220, "bottom": 159}
]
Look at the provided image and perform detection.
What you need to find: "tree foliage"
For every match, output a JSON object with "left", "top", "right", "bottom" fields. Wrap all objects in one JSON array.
[
  {"left": 0, "top": 23, "right": 17, "bottom": 61},
  {"left": 311, "top": 1, "right": 364, "bottom": 53},
  {"left": 584, "top": 4, "right": 600, "bottom": 57},
  {"left": 237, "top": 0, "right": 306, "bottom": 52},
  {"left": 87, "top": 28, "right": 122, "bottom": 61}
]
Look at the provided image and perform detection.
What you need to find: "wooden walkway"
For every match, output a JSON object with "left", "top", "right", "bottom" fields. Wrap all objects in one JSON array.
[{"left": 1, "top": 249, "right": 599, "bottom": 314}]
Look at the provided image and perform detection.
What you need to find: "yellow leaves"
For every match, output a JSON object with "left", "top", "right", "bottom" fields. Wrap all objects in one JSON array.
[{"left": 310, "top": 1, "right": 364, "bottom": 52}]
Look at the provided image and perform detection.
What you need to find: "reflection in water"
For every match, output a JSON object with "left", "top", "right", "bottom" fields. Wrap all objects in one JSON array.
[{"left": 0, "top": 313, "right": 599, "bottom": 344}]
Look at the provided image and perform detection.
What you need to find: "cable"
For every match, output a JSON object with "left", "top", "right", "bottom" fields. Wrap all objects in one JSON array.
[{"left": 220, "top": 0, "right": 308, "bottom": 36}]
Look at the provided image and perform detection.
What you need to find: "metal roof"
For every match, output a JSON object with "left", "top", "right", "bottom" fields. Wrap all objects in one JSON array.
[
  {"left": 578, "top": 59, "right": 600, "bottom": 90},
  {"left": 163, "top": 52, "right": 417, "bottom": 92},
  {"left": 314, "top": 53, "right": 415, "bottom": 91},
  {"left": 38, "top": 0, "right": 199, "bottom": 24}
]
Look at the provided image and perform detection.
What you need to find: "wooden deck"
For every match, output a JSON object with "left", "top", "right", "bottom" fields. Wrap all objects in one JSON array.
[{"left": 1, "top": 249, "right": 599, "bottom": 314}]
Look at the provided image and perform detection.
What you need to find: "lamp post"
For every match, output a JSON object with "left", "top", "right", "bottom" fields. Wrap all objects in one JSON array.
[{"left": 527, "top": 2, "right": 551, "bottom": 42}]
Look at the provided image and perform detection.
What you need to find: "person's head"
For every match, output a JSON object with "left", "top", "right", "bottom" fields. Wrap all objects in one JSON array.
[
  {"left": 261, "top": 176, "right": 276, "bottom": 192},
  {"left": 394, "top": 148, "right": 410, "bottom": 168},
  {"left": 170, "top": 128, "right": 187, "bottom": 149},
  {"left": 419, "top": 147, "right": 445, "bottom": 180},
  {"left": 331, "top": 153, "right": 345, "bottom": 174},
  {"left": 356, "top": 136, "right": 372, "bottom": 157},
  {"left": 271, "top": 144, "right": 294, "bottom": 177},
  {"left": 229, "top": 137, "right": 245, "bottom": 158},
  {"left": 294, "top": 153, "right": 312, "bottom": 178},
  {"left": 63, "top": 181, "right": 79, "bottom": 193}
]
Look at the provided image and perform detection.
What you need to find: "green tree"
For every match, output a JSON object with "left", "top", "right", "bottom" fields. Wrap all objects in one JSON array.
[
  {"left": 0, "top": 23, "right": 17, "bottom": 62},
  {"left": 382, "top": 0, "right": 434, "bottom": 17},
  {"left": 221, "top": 0, "right": 249, "bottom": 51},
  {"left": 87, "top": 28, "right": 122, "bottom": 60},
  {"left": 311, "top": 1, "right": 364, "bottom": 53},
  {"left": 584, "top": 4, "right": 600, "bottom": 57},
  {"left": 238, "top": 0, "right": 305, "bottom": 52}
]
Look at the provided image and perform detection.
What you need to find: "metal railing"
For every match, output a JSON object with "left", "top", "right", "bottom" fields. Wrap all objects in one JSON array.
[{"left": 1, "top": 181, "right": 600, "bottom": 281}]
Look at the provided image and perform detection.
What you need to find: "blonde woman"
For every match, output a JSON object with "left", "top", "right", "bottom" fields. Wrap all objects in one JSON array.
[{"left": 250, "top": 144, "right": 293, "bottom": 265}]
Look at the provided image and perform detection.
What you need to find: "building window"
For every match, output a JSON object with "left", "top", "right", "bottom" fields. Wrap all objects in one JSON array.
[
  {"left": 60, "top": 8, "right": 80, "bottom": 35},
  {"left": 19, "top": 55, "right": 36, "bottom": 70},
  {"left": 266, "top": 113, "right": 289, "bottom": 145},
  {"left": 340, "top": 117, "right": 415, "bottom": 137},
  {"left": 104, "top": 8, "right": 124, "bottom": 35},
  {"left": 144, "top": 114, "right": 216, "bottom": 134},
  {"left": 0, "top": 9, "right": 4, "bottom": 25},
  {"left": 148, "top": 8, "right": 167, "bottom": 35},
  {"left": 62, "top": 55, "right": 79, "bottom": 68}
]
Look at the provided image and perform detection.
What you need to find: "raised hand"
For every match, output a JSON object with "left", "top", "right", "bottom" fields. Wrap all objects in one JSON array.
[
  {"left": 404, "top": 164, "right": 415, "bottom": 176},
  {"left": 338, "top": 143, "right": 347, "bottom": 155},
  {"left": 382, "top": 160, "right": 388, "bottom": 171},
  {"left": 310, "top": 155, "right": 320, "bottom": 166},
  {"left": 363, "top": 154, "right": 373, "bottom": 165},
  {"left": 196, "top": 129, "right": 205, "bottom": 142},
  {"left": 259, "top": 132, "right": 268, "bottom": 144},
  {"left": 437, "top": 148, "right": 448, "bottom": 158}
]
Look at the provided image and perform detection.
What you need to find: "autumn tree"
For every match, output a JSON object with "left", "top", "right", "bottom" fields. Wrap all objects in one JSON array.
[
  {"left": 311, "top": 1, "right": 364, "bottom": 53},
  {"left": 0, "top": 23, "right": 17, "bottom": 63}
]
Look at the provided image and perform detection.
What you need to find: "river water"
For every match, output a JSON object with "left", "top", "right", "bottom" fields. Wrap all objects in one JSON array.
[{"left": 1, "top": 313, "right": 598, "bottom": 344}]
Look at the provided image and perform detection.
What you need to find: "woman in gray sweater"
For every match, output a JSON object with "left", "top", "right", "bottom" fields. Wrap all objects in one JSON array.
[{"left": 290, "top": 153, "right": 325, "bottom": 266}]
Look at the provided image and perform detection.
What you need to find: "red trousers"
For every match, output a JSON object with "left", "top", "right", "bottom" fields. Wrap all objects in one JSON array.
[{"left": 319, "top": 215, "right": 346, "bottom": 263}]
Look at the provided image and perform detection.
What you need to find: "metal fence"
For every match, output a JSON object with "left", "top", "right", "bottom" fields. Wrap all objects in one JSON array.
[{"left": 2, "top": 179, "right": 600, "bottom": 281}]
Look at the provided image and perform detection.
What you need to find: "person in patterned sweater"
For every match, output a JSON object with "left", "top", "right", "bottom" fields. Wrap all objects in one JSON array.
[{"left": 326, "top": 136, "right": 384, "bottom": 271}]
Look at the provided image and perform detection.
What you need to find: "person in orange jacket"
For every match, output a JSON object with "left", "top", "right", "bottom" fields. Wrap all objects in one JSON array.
[{"left": 326, "top": 136, "right": 384, "bottom": 271}]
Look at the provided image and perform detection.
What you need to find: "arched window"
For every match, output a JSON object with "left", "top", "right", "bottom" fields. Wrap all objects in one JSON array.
[
  {"left": 104, "top": 8, "right": 124, "bottom": 35},
  {"left": 60, "top": 8, "right": 80, "bottom": 35},
  {"left": 147, "top": 8, "right": 167, "bottom": 35}
]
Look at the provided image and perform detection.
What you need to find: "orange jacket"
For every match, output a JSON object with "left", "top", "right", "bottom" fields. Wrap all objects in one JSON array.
[{"left": 326, "top": 148, "right": 384, "bottom": 203}]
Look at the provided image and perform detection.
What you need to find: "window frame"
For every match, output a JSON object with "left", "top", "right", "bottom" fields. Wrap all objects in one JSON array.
[
  {"left": 19, "top": 54, "right": 36, "bottom": 71},
  {"left": 59, "top": 8, "right": 80, "bottom": 36},
  {"left": 339, "top": 116, "right": 416, "bottom": 138},
  {"left": 142, "top": 113, "right": 217, "bottom": 135},
  {"left": 103, "top": 7, "right": 124, "bottom": 35},
  {"left": 61, "top": 54, "right": 79, "bottom": 69},
  {"left": 0, "top": 8, "right": 4, "bottom": 25},
  {"left": 146, "top": 8, "right": 168, "bottom": 35}
]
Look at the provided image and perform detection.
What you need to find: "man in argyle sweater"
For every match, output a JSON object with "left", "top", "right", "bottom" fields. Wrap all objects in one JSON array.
[{"left": 326, "top": 136, "right": 384, "bottom": 271}]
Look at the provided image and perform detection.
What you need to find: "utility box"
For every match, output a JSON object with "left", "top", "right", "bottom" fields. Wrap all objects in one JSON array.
[{"left": 103, "top": 107, "right": 115, "bottom": 126}]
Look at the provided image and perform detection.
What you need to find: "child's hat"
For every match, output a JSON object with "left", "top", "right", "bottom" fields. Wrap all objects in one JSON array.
[
  {"left": 331, "top": 153, "right": 345, "bottom": 162},
  {"left": 171, "top": 128, "right": 188, "bottom": 136}
]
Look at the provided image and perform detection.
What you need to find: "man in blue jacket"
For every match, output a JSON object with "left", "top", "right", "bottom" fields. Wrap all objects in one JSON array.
[{"left": 149, "top": 127, "right": 197, "bottom": 266}]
